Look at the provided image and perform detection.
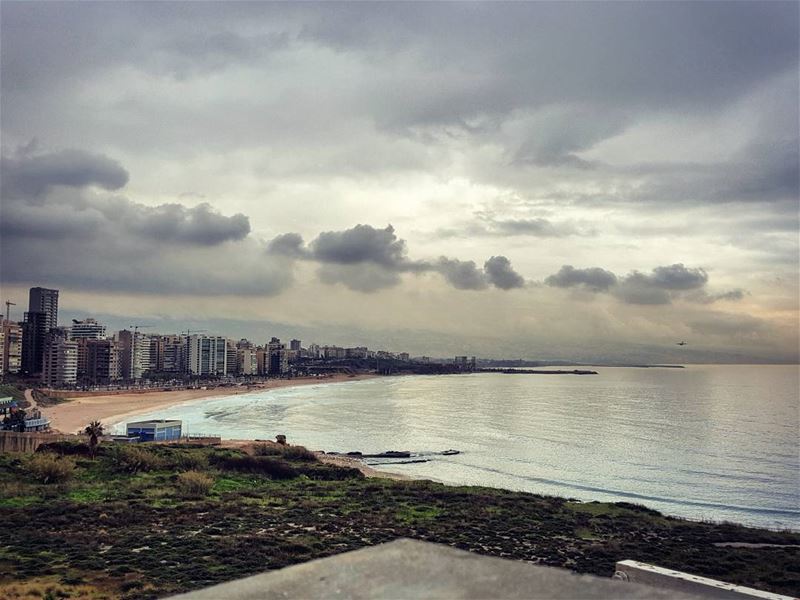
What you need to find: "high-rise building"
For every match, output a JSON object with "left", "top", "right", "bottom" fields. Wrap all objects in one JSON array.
[
  {"left": 84, "top": 339, "right": 121, "bottom": 384},
  {"left": 115, "top": 330, "right": 151, "bottom": 380},
  {"left": 69, "top": 318, "right": 106, "bottom": 340},
  {"left": 237, "top": 346, "right": 258, "bottom": 375},
  {"left": 267, "top": 337, "right": 288, "bottom": 375},
  {"left": 161, "top": 335, "right": 186, "bottom": 373},
  {"left": 256, "top": 346, "right": 268, "bottom": 375},
  {"left": 290, "top": 339, "right": 301, "bottom": 352},
  {"left": 225, "top": 340, "right": 237, "bottom": 376},
  {"left": 21, "top": 311, "right": 48, "bottom": 375},
  {"left": 1, "top": 320, "right": 22, "bottom": 375},
  {"left": 28, "top": 287, "right": 59, "bottom": 332},
  {"left": 41, "top": 329, "right": 77, "bottom": 387},
  {"left": 186, "top": 335, "right": 228, "bottom": 376}
]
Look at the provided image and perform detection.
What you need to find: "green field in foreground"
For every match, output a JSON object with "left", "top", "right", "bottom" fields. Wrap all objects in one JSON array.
[{"left": 1, "top": 443, "right": 798, "bottom": 599}]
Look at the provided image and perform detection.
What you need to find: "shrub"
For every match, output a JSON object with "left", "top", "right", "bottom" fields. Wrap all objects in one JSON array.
[
  {"left": 252, "top": 444, "right": 283, "bottom": 457},
  {"left": 174, "top": 452, "right": 209, "bottom": 471},
  {"left": 295, "top": 464, "right": 365, "bottom": 480},
  {"left": 176, "top": 470, "right": 214, "bottom": 498},
  {"left": 253, "top": 443, "right": 318, "bottom": 461},
  {"left": 281, "top": 445, "right": 318, "bottom": 462},
  {"left": 28, "top": 453, "right": 75, "bottom": 484},
  {"left": 110, "top": 445, "right": 163, "bottom": 474},
  {"left": 210, "top": 455, "right": 299, "bottom": 480},
  {"left": 37, "top": 441, "right": 92, "bottom": 457}
]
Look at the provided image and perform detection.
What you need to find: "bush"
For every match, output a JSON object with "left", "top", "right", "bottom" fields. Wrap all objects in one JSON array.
[
  {"left": 173, "top": 452, "right": 209, "bottom": 471},
  {"left": 110, "top": 445, "right": 164, "bottom": 474},
  {"left": 296, "top": 464, "right": 365, "bottom": 480},
  {"left": 210, "top": 455, "right": 299, "bottom": 480},
  {"left": 176, "top": 470, "right": 214, "bottom": 498},
  {"left": 253, "top": 443, "right": 318, "bottom": 461},
  {"left": 252, "top": 444, "right": 283, "bottom": 457},
  {"left": 28, "top": 453, "right": 75, "bottom": 484},
  {"left": 281, "top": 445, "right": 318, "bottom": 462},
  {"left": 37, "top": 441, "right": 92, "bottom": 457}
]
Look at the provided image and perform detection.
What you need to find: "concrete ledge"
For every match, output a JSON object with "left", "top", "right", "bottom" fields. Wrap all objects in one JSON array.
[
  {"left": 168, "top": 539, "right": 704, "bottom": 599},
  {"left": 614, "top": 560, "right": 792, "bottom": 600}
]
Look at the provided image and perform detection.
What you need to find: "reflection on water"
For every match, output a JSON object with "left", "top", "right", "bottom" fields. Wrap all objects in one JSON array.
[{"left": 119, "top": 365, "right": 800, "bottom": 529}]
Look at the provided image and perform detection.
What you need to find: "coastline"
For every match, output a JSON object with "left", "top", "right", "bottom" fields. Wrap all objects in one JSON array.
[{"left": 43, "top": 373, "right": 378, "bottom": 434}]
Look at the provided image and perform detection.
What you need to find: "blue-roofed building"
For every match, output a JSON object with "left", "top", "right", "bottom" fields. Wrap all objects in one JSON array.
[{"left": 126, "top": 419, "right": 182, "bottom": 442}]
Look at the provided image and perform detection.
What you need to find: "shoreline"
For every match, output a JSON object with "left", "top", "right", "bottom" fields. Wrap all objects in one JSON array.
[{"left": 43, "top": 373, "right": 378, "bottom": 434}]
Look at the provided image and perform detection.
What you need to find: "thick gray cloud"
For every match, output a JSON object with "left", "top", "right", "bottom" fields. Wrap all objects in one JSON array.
[
  {"left": 310, "top": 224, "right": 410, "bottom": 268},
  {"left": 1, "top": 148, "right": 129, "bottom": 199},
  {"left": 613, "top": 264, "right": 708, "bottom": 305},
  {"left": 266, "top": 232, "right": 308, "bottom": 258},
  {"left": 545, "top": 266, "right": 618, "bottom": 292},
  {"left": 0, "top": 148, "right": 285, "bottom": 295},
  {"left": 484, "top": 256, "right": 525, "bottom": 290},
  {"left": 546, "top": 263, "right": 739, "bottom": 306},
  {"left": 122, "top": 202, "right": 250, "bottom": 245},
  {"left": 267, "top": 224, "right": 525, "bottom": 293},
  {"left": 436, "top": 258, "right": 489, "bottom": 291},
  {"left": 1, "top": 147, "right": 250, "bottom": 247},
  {"left": 641, "top": 264, "right": 708, "bottom": 291}
]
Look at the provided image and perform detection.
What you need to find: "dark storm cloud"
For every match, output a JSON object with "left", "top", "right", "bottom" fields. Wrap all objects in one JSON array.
[
  {"left": 1, "top": 148, "right": 129, "bottom": 199},
  {"left": 1, "top": 147, "right": 249, "bottom": 246},
  {"left": 310, "top": 224, "right": 411, "bottom": 268},
  {"left": 484, "top": 256, "right": 525, "bottom": 290},
  {"left": 122, "top": 202, "right": 250, "bottom": 245},
  {"left": 545, "top": 266, "right": 618, "bottom": 292},
  {"left": 266, "top": 232, "right": 308, "bottom": 258},
  {"left": 267, "top": 224, "right": 525, "bottom": 293},
  {"left": 613, "top": 265, "right": 709, "bottom": 305},
  {"left": 436, "top": 258, "right": 489, "bottom": 291},
  {"left": 0, "top": 148, "right": 286, "bottom": 295},
  {"left": 643, "top": 264, "right": 708, "bottom": 291},
  {"left": 546, "top": 264, "right": 739, "bottom": 306},
  {"left": 296, "top": 2, "right": 798, "bottom": 127}
]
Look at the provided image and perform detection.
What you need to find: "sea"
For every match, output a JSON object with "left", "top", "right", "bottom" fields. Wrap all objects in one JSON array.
[{"left": 113, "top": 364, "right": 800, "bottom": 530}]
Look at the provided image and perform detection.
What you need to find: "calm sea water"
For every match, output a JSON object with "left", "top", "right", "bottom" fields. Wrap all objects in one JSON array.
[{"left": 115, "top": 365, "right": 800, "bottom": 530}]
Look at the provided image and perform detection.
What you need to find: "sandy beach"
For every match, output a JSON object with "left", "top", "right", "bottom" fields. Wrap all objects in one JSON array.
[{"left": 44, "top": 374, "right": 376, "bottom": 434}]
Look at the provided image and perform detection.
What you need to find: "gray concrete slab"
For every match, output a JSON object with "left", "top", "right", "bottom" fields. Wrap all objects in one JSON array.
[{"left": 168, "top": 538, "right": 706, "bottom": 599}]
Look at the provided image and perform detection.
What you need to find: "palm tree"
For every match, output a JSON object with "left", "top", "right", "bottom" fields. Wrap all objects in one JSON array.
[{"left": 84, "top": 420, "right": 104, "bottom": 458}]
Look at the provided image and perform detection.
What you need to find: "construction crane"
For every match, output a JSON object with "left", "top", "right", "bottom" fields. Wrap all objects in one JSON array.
[
  {"left": 3, "top": 300, "right": 16, "bottom": 322},
  {"left": 129, "top": 324, "right": 153, "bottom": 335},
  {"left": 183, "top": 328, "right": 208, "bottom": 337}
]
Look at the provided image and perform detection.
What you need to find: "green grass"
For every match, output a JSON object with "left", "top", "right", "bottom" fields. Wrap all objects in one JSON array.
[
  {"left": 0, "top": 495, "right": 40, "bottom": 508},
  {"left": 0, "top": 445, "right": 797, "bottom": 600},
  {"left": 395, "top": 504, "right": 442, "bottom": 524}
]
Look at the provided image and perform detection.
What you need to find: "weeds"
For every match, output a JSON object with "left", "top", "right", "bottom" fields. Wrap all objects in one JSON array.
[
  {"left": 109, "top": 445, "right": 163, "bottom": 474},
  {"left": 176, "top": 471, "right": 214, "bottom": 498},
  {"left": 27, "top": 453, "right": 75, "bottom": 484}
]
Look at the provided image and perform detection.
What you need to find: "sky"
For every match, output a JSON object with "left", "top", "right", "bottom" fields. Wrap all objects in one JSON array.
[{"left": 1, "top": 1, "right": 798, "bottom": 363}]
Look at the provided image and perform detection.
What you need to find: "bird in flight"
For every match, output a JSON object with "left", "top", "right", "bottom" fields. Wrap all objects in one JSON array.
[{"left": 676, "top": 341, "right": 688, "bottom": 346}]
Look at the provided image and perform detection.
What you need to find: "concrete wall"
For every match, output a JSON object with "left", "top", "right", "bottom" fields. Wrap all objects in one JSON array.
[{"left": 0, "top": 431, "right": 75, "bottom": 453}]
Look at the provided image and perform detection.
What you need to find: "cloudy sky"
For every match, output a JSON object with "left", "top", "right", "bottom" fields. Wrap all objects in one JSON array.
[{"left": 1, "top": 2, "right": 798, "bottom": 362}]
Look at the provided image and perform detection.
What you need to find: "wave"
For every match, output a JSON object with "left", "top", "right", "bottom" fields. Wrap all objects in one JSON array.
[{"left": 457, "top": 461, "right": 800, "bottom": 519}]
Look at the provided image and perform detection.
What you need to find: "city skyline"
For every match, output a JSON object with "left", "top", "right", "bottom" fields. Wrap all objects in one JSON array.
[{"left": 1, "top": 2, "right": 798, "bottom": 363}]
